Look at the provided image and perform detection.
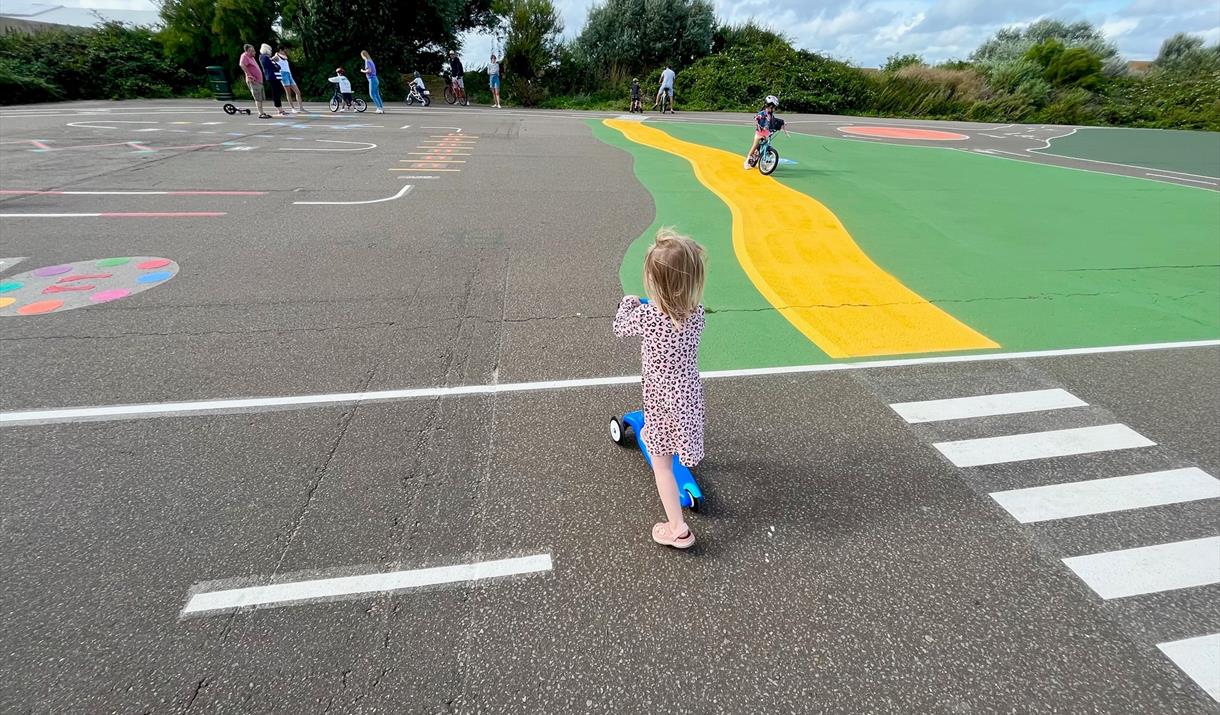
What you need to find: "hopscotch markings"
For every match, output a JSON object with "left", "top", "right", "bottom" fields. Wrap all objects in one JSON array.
[
  {"left": 990, "top": 468, "right": 1220, "bottom": 523},
  {"left": 890, "top": 388, "right": 1087, "bottom": 423},
  {"left": 181, "top": 554, "right": 552, "bottom": 616},
  {"left": 1062, "top": 536, "right": 1220, "bottom": 599},
  {"left": 407, "top": 151, "right": 471, "bottom": 155},
  {"left": 293, "top": 184, "right": 412, "bottom": 205},
  {"left": 1158, "top": 634, "right": 1220, "bottom": 702},
  {"left": 933, "top": 424, "right": 1154, "bottom": 468},
  {"left": 391, "top": 167, "right": 461, "bottom": 172},
  {"left": 2, "top": 340, "right": 1218, "bottom": 428},
  {"left": 399, "top": 159, "right": 464, "bottom": 163}
]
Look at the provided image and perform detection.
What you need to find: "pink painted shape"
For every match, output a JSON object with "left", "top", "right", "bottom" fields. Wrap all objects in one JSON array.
[
  {"left": 33, "top": 264, "right": 72, "bottom": 277},
  {"left": 57, "top": 273, "right": 112, "bottom": 283},
  {"left": 90, "top": 288, "right": 130, "bottom": 303},
  {"left": 43, "top": 284, "right": 95, "bottom": 294},
  {"left": 136, "top": 259, "right": 171, "bottom": 270},
  {"left": 838, "top": 126, "right": 969, "bottom": 141}
]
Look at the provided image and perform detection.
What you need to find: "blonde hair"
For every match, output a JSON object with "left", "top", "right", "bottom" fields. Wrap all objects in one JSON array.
[
  {"left": 361, "top": 50, "right": 371, "bottom": 59},
  {"left": 259, "top": 43, "right": 272, "bottom": 56},
  {"left": 643, "top": 228, "right": 706, "bottom": 327}
]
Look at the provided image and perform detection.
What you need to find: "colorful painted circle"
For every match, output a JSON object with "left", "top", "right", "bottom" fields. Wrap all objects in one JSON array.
[
  {"left": 837, "top": 126, "right": 969, "bottom": 141},
  {"left": 0, "top": 256, "right": 179, "bottom": 317},
  {"left": 90, "top": 288, "right": 131, "bottom": 303},
  {"left": 137, "top": 270, "right": 174, "bottom": 284},
  {"left": 33, "top": 264, "right": 72, "bottom": 277},
  {"left": 17, "top": 299, "right": 64, "bottom": 315}
]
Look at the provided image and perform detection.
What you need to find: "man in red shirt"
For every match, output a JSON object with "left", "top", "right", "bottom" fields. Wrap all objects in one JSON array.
[{"left": 238, "top": 44, "right": 269, "bottom": 118}]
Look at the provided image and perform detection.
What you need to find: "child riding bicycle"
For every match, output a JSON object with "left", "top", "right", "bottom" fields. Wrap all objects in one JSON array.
[
  {"left": 744, "top": 95, "right": 781, "bottom": 169},
  {"left": 328, "top": 68, "right": 354, "bottom": 111}
]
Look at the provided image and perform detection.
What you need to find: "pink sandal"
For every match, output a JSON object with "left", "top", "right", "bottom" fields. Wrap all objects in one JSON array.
[{"left": 652, "top": 522, "right": 695, "bottom": 549}]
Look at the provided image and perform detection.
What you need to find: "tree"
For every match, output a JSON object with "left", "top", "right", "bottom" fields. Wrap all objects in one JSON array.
[
  {"left": 211, "top": 0, "right": 280, "bottom": 54},
  {"left": 972, "top": 19, "right": 1117, "bottom": 65},
  {"left": 498, "top": 0, "right": 561, "bottom": 104},
  {"left": 158, "top": 0, "right": 224, "bottom": 66},
  {"left": 711, "top": 20, "right": 788, "bottom": 54},
  {"left": 1154, "top": 32, "right": 1220, "bottom": 73},
  {"left": 576, "top": 0, "right": 714, "bottom": 77},
  {"left": 277, "top": 0, "right": 497, "bottom": 95},
  {"left": 1044, "top": 47, "right": 1103, "bottom": 88},
  {"left": 882, "top": 53, "right": 923, "bottom": 73}
]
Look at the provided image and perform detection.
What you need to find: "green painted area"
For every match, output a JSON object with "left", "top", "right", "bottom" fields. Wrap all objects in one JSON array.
[
  {"left": 593, "top": 119, "right": 1220, "bottom": 369},
  {"left": 589, "top": 120, "right": 830, "bottom": 370},
  {"left": 1039, "top": 126, "right": 1220, "bottom": 178}
]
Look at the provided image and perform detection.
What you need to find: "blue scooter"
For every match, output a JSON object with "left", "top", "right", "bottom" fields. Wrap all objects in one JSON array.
[{"left": 609, "top": 298, "right": 705, "bottom": 511}]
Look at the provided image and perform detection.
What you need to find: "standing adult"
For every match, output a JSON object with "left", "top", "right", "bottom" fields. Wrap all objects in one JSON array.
[
  {"left": 276, "top": 48, "right": 304, "bottom": 113},
  {"left": 259, "top": 43, "right": 287, "bottom": 116},
  {"left": 360, "top": 50, "right": 384, "bottom": 114},
  {"left": 447, "top": 50, "right": 466, "bottom": 104},
  {"left": 238, "top": 44, "right": 268, "bottom": 118},
  {"left": 655, "top": 64, "right": 676, "bottom": 113},
  {"left": 487, "top": 52, "right": 502, "bottom": 108}
]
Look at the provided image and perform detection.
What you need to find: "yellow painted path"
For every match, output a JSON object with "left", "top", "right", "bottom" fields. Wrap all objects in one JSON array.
[{"left": 606, "top": 119, "right": 998, "bottom": 358}]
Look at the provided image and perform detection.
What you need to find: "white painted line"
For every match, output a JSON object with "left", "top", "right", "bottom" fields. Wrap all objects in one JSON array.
[
  {"left": 399, "top": 124, "right": 412, "bottom": 129},
  {"left": 1030, "top": 143, "right": 1220, "bottom": 180},
  {"left": 2, "top": 339, "right": 1217, "bottom": 427},
  {"left": 890, "top": 388, "right": 1086, "bottom": 423},
  {"left": 1063, "top": 537, "right": 1220, "bottom": 599},
  {"left": 1158, "top": 633, "right": 1220, "bottom": 702},
  {"left": 65, "top": 120, "right": 158, "bottom": 130},
  {"left": 293, "top": 184, "right": 411, "bottom": 205},
  {"left": 421, "top": 126, "right": 461, "bottom": 132},
  {"left": 988, "top": 149, "right": 1029, "bottom": 157},
  {"left": 182, "top": 554, "right": 552, "bottom": 616},
  {"left": 934, "top": 424, "right": 1154, "bottom": 468},
  {"left": 990, "top": 468, "right": 1220, "bottom": 523},
  {"left": 1146, "top": 173, "right": 1218, "bottom": 186},
  {"left": 397, "top": 175, "right": 438, "bottom": 179},
  {"left": 278, "top": 139, "right": 377, "bottom": 152}
]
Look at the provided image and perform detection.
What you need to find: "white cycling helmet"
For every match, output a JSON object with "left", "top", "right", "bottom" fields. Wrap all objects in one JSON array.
[{"left": 765, "top": 95, "right": 779, "bottom": 108}]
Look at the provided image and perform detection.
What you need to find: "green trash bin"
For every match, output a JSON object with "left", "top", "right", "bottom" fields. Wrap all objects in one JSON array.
[{"left": 206, "top": 66, "right": 235, "bottom": 100}]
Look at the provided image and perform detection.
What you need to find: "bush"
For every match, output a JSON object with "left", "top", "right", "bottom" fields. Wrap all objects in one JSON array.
[
  {"left": 0, "top": 22, "right": 194, "bottom": 104},
  {"left": 869, "top": 65, "right": 985, "bottom": 117},
  {"left": 676, "top": 44, "right": 871, "bottom": 113},
  {"left": 1100, "top": 70, "right": 1220, "bottom": 130},
  {"left": 0, "top": 58, "right": 63, "bottom": 103}
]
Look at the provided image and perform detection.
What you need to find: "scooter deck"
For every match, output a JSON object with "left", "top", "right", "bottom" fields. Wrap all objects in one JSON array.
[{"left": 623, "top": 410, "right": 703, "bottom": 508}]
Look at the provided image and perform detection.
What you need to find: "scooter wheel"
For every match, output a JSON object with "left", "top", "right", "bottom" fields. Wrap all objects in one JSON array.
[
  {"left": 685, "top": 488, "right": 702, "bottom": 512},
  {"left": 223, "top": 103, "right": 237, "bottom": 115},
  {"left": 609, "top": 416, "right": 628, "bottom": 445}
]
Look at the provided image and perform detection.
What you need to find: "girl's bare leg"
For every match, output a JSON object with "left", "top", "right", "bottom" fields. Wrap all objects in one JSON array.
[{"left": 649, "top": 448, "right": 687, "bottom": 534}]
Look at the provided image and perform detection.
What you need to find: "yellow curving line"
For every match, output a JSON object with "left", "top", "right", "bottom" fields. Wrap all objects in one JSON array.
[{"left": 605, "top": 119, "right": 999, "bottom": 358}]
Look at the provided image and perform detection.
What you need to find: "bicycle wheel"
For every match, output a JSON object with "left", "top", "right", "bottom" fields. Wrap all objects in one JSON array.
[
  {"left": 329, "top": 96, "right": 340, "bottom": 113},
  {"left": 444, "top": 86, "right": 456, "bottom": 104},
  {"left": 354, "top": 98, "right": 367, "bottom": 112},
  {"left": 460, "top": 92, "right": 469, "bottom": 107},
  {"left": 759, "top": 146, "right": 779, "bottom": 175}
]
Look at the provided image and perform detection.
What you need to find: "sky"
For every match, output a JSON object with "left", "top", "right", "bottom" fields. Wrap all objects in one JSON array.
[
  {"left": 461, "top": 0, "right": 1220, "bottom": 68},
  {"left": 7, "top": 0, "right": 1218, "bottom": 68}
]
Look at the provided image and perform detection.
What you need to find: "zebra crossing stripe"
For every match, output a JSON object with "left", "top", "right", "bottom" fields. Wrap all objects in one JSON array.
[
  {"left": 889, "top": 388, "right": 1087, "bottom": 423},
  {"left": 933, "top": 424, "right": 1154, "bottom": 467},
  {"left": 1157, "top": 633, "right": 1220, "bottom": 702},
  {"left": 1062, "top": 536, "right": 1220, "bottom": 599},
  {"left": 989, "top": 468, "right": 1220, "bottom": 523}
]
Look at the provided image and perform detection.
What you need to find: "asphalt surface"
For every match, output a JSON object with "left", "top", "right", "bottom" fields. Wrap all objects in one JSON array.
[{"left": 1, "top": 100, "right": 1217, "bottom": 712}]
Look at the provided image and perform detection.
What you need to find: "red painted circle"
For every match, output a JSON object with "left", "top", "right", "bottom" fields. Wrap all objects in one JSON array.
[
  {"left": 17, "top": 299, "right": 64, "bottom": 315},
  {"left": 838, "top": 126, "right": 969, "bottom": 141},
  {"left": 136, "top": 258, "right": 172, "bottom": 270}
]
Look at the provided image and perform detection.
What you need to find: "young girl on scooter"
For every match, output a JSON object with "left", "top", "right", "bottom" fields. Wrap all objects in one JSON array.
[{"left": 613, "top": 229, "right": 707, "bottom": 549}]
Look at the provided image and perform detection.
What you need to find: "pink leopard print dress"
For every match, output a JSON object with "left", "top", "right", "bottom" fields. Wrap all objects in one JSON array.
[{"left": 613, "top": 296, "right": 705, "bottom": 468}]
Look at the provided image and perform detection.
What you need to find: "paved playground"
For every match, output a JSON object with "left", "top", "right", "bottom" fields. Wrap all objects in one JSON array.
[{"left": 1, "top": 100, "right": 1217, "bottom": 712}]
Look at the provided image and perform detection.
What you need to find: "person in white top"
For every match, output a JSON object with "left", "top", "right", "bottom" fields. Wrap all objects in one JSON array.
[
  {"left": 654, "top": 65, "right": 676, "bottom": 113},
  {"left": 276, "top": 49, "right": 304, "bottom": 113},
  {"left": 328, "top": 68, "right": 354, "bottom": 111}
]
